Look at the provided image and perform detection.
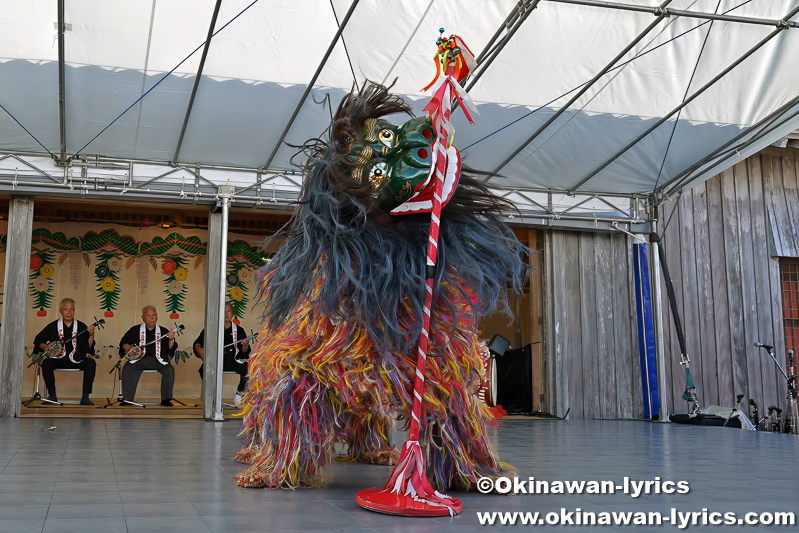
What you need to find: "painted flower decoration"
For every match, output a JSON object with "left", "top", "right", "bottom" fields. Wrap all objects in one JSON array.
[
  {"left": 229, "top": 286, "right": 244, "bottom": 301},
  {"left": 30, "top": 255, "right": 43, "bottom": 270},
  {"left": 101, "top": 277, "right": 116, "bottom": 292},
  {"left": 162, "top": 260, "right": 177, "bottom": 275},
  {"left": 39, "top": 264, "right": 54, "bottom": 279},
  {"left": 95, "top": 264, "right": 110, "bottom": 279},
  {"left": 227, "top": 272, "right": 239, "bottom": 287},
  {"left": 107, "top": 257, "right": 122, "bottom": 271},
  {"left": 173, "top": 267, "right": 188, "bottom": 281},
  {"left": 167, "top": 280, "right": 184, "bottom": 295},
  {"left": 238, "top": 268, "right": 252, "bottom": 282},
  {"left": 34, "top": 278, "right": 49, "bottom": 291}
]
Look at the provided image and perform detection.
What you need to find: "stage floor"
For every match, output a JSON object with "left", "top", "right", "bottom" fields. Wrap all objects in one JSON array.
[{"left": 0, "top": 418, "right": 796, "bottom": 532}]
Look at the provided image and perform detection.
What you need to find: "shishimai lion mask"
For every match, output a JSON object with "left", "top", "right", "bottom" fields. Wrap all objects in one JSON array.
[{"left": 317, "top": 82, "right": 462, "bottom": 216}]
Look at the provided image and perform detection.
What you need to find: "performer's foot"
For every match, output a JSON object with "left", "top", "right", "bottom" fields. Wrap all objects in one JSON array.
[
  {"left": 120, "top": 401, "right": 134, "bottom": 406},
  {"left": 47, "top": 394, "right": 58, "bottom": 402},
  {"left": 233, "top": 448, "right": 258, "bottom": 464},
  {"left": 357, "top": 447, "right": 400, "bottom": 466},
  {"left": 234, "top": 392, "right": 244, "bottom": 407},
  {"left": 80, "top": 396, "right": 95, "bottom": 406},
  {"left": 160, "top": 399, "right": 174, "bottom": 407}
]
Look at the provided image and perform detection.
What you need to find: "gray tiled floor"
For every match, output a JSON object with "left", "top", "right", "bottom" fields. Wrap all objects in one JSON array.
[{"left": 0, "top": 418, "right": 797, "bottom": 532}]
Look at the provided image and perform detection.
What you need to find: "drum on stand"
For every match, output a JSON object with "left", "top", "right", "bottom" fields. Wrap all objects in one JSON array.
[
  {"left": 488, "top": 358, "right": 498, "bottom": 407},
  {"left": 479, "top": 356, "right": 499, "bottom": 407}
]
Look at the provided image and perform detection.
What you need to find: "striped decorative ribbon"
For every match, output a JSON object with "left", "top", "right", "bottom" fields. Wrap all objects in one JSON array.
[{"left": 381, "top": 56, "right": 477, "bottom": 515}]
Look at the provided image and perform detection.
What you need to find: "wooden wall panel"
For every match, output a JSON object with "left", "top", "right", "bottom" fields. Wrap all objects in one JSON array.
[
  {"left": 528, "top": 230, "right": 545, "bottom": 413},
  {"left": 549, "top": 231, "right": 569, "bottom": 417},
  {"left": 594, "top": 233, "right": 617, "bottom": 419},
  {"left": 650, "top": 153, "right": 798, "bottom": 415},
  {"left": 693, "top": 183, "right": 720, "bottom": 406},
  {"left": 766, "top": 155, "right": 799, "bottom": 256},
  {"left": 543, "top": 152, "right": 799, "bottom": 419},
  {"left": 564, "top": 233, "right": 585, "bottom": 419},
  {"left": 612, "top": 233, "right": 637, "bottom": 419},
  {"left": 707, "top": 173, "right": 734, "bottom": 408},
  {"left": 721, "top": 168, "right": 748, "bottom": 402},
  {"left": 734, "top": 160, "right": 763, "bottom": 407},
  {"left": 749, "top": 156, "right": 780, "bottom": 409},
  {"left": 579, "top": 234, "right": 599, "bottom": 419},
  {"left": 546, "top": 229, "right": 641, "bottom": 420}
]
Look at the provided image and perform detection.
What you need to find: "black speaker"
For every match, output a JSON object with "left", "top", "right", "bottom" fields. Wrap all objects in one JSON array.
[
  {"left": 495, "top": 344, "right": 533, "bottom": 414},
  {"left": 487, "top": 334, "right": 510, "bottom": 358}
]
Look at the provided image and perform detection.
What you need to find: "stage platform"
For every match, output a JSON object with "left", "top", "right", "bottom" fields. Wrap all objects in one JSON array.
[
  {"left": 20, "top": 398, "right": 226, "bottom": 419},
  {"left": 0, "top": 418, "right": 796, "bottom": 532}
]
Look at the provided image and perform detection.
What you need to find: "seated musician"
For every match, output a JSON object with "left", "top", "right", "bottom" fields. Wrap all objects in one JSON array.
[
  {"left": 119, "top": 305, "right": 177, "bottom": 406},
  {"left": 34, "top": 298, "right": 96, "bottom": 405},
  {"left": 195, "top": 303, "right": 251, "bottom": 406}
]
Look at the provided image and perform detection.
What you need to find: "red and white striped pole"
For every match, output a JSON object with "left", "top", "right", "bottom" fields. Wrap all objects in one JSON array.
[{"left": 356, "top": 33, "right": 476, "bottom": 517}]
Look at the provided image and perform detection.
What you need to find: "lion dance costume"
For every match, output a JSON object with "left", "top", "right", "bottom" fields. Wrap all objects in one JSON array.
[{"left": 235, "top": 34, "right": 527, "bottom": 511}]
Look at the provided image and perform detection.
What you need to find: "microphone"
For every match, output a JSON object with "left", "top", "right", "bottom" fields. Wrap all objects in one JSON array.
[{"left": 754, "top": 342, "right": 773, "bottom": 351}]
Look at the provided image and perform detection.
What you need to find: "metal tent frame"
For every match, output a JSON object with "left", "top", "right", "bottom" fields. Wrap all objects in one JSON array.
[{"left": 1, "top": 0, "right": 798, "bottom": 418}]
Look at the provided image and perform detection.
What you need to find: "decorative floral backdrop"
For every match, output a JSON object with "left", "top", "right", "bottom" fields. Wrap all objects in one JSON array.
[
  {"left": 0, "top": 221, "right": 279, "bottom": 400},
  {"left": 29, "top": 251, "right": 55, "bottom": 316},
  {"left": 23, "top": 226, "right": 268, "bottom": 319}
]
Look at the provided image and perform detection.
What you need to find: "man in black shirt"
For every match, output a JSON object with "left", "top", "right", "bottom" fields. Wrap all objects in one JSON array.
[
  {"left": 119, "top": 306, "right": 177, "bottom": 406},
  {"left": 34, "top": 298, "right": 97, "bottom": 405},
  {"left": 195, "top": 303, "right": 251, "bottom": 406}
]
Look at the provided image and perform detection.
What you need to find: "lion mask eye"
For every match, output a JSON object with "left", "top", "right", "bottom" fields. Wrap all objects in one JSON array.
[
  {"left": 367, "top": 162, "right": 389, "bottom": 189},
  {"left": 379, "top": 129, "right": 395, "bottom": 147}
]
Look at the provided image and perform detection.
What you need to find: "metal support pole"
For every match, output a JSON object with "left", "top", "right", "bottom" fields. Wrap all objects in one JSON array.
[
  {"left": 202, "top": 188, "right": 231, "bottom": 421},
  {"left": 650, "top": 232, "right": 670, "bottom": 421},
  {"left": 544, "top": 0, "right": 799, "bottom": 28},
  {"left": 57, "top": 0, "right": 67, "bottom": 164},
  {"left": 214, "top": 191, "right": 231, "bottom": 420},
  {"left": 0, "top": 196, "right": 35, "bottom": 417}
]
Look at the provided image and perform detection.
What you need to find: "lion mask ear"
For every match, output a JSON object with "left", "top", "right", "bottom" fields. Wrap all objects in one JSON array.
[
  {"left": 325, "top": 82, "right": 413, "bottom": 194},
  {"left": 331, "top": 83, "right": 412, "bottom": 147}
]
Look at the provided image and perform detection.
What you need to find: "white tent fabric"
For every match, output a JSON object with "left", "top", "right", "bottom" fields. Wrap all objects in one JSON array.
[{"left": 0, "top": 0, "right": 798, "bottom": 198}]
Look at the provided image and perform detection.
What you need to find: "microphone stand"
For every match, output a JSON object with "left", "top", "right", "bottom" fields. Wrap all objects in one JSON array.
[{"left": 755, "top": 343, "right": 799, "bottom": 434}]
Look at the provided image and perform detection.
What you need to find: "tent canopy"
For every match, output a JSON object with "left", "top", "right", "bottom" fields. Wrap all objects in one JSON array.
[{"left": 0, "top": 0, "right": 798, "bottom": 211}]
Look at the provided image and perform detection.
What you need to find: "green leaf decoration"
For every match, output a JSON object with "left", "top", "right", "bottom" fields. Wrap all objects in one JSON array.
[
  {"left": 140, "top": 233, "right": 208, "bottom": 256},
  {"left": 162, "top": 256, "right": 188, "bottom": 317},
  {"left": 95, "top": 253, "right": 122, "bottom": 316},
  {"left": 31, "top": 228, "right": 81, "bottom": 251},
  {"left": 30, "top": 251, "right": 56, "bottom": 313},
  {"left": 226, "top": 261, "right": 252, "bottom": 320},
  {"left": 81, "top": 229, "right": 140, "bottom": 256},
  {"left": 227, "top": 239, "right": 268, "bottom": 267}
]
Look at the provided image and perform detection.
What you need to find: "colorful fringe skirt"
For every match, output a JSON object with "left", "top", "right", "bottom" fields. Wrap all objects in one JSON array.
[{"left": 234, "top": 274, "right": 513, "bottom": 490}]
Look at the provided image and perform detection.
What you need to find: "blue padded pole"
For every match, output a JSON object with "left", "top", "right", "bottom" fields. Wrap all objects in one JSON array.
[{"left": 633, "top": 243, "right": 660, "bottom": 419}]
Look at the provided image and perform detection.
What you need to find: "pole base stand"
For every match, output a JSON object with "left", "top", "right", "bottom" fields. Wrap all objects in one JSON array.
[{"left": 356, "top": 487, "right": 459, "bottom": 517}]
